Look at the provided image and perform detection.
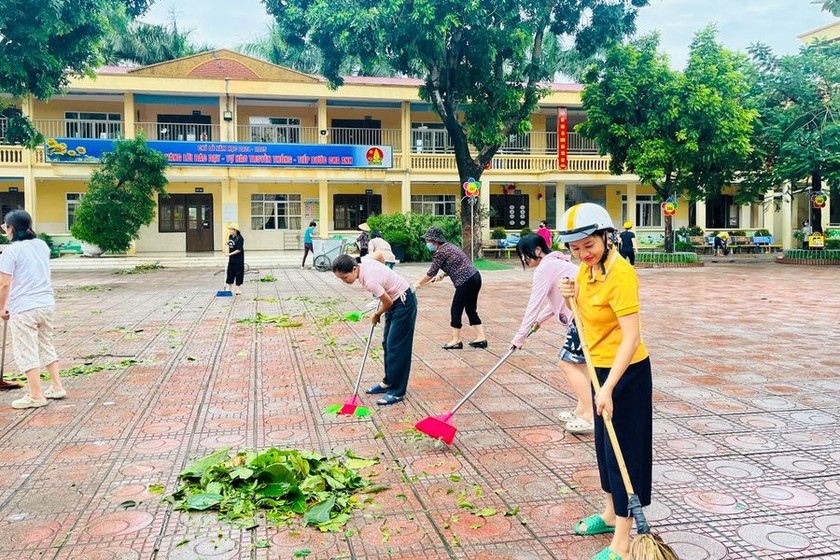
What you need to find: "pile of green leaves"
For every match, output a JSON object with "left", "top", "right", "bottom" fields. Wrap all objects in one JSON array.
[
  {"left": 169, "top": 448, "right": 377, "bottom": 531},
  {"left": 9, "top": 359, "right": 139, "bottom": 382},
  {"left": 237, "top": 313, "right": 302, "bottom": 328},
  {"left": 115, "top": 262, "right": 164, "bottom": 275}
]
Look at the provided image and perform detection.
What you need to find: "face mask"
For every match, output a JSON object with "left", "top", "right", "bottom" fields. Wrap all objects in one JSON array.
[{"left": 426, "top": 242, "right": 436, "bottom": 252}]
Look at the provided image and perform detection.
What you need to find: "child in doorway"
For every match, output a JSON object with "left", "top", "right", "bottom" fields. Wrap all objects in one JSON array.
[
  {"left": 302, "top": 221, "right": 316, "bottom": 269},
  {"left": 224, "top": 223, "right": 245, "bottom": 295},
  {"left": 331, "top": 254, "right": 417, "bottom": 406},
  {"left": 511, "top": 234, "right": 593, "bottom": 433}
]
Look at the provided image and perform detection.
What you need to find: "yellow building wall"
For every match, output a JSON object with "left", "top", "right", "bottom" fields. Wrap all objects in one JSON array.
[
  {"left": 237, "top": 182, "right": 320, "bottom": 251},
  {"left": 135, "top": 182, "right": 223, "bottom": 252},
  {"left": 236, "top": 107, "right": 317, "bottom": 126},
  {"left": 135, "top": 103, "right": 219, "bottom": 125},
  {"left": 34, "top": 180, "right": 87, "bottom": 234},
  {"left": 0, "top": 179, "right": 24, "bottom": 191},
  {"left": 33, "top": 100, "right": 126, "bottom": 120}
]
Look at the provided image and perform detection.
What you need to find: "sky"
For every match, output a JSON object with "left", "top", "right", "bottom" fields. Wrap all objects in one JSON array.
[{"left": 143, "top": 0, "right": 837, "bottom": 71}]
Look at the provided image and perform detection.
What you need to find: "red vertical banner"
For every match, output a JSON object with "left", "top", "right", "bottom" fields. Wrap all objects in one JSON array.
[{"left": 557, "top": 108, "right": 568, "bottom": 170}]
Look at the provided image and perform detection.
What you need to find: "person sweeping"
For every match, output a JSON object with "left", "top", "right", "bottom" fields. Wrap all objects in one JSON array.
[
  {"left": 224, "top": 223, "right": 245, "bottom": 295},
  {"left": 331, "top": 254, "right": 417, "bottom": 406},
  {"left": 510, "top": 234, "right": 593, "bottom": 434},
  {"left": 556, "top": 203, "right": 659, "bottom": 560}
]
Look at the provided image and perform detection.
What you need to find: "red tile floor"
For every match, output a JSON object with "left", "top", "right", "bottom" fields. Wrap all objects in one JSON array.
[{"left": 0, "top": 260, "right": 837, "bottom": 559}]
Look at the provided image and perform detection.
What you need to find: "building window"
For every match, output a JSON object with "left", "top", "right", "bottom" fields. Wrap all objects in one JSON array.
[
  {"left": 622, "top": 195, "right": 662, "bottom": 228},
  {"left": 159, "top": 194, "right": 187, "bottom": 232},
  {"left": 64, "top": 112, "right": 122, "bottom": 139},
  {"left": 410, "top": 194, "right": 456, "bottom": 217},
  {"left": 251, "top": 194, "right": 303, "bottom": 230},
  {"left": 333, "top": 194, "right": 382, "bottom": 230},
  {"left": 249, "top": 117, "right": 301, "bottom": 143},
  {"left": 705, "top": 194, "right": 739, "bottom": 229},
  {"left": 66, "top": 193, "right": 84, "bottom": 231},
  {"left": 489, "top": 194, "right": 529, "bottom": 229}
]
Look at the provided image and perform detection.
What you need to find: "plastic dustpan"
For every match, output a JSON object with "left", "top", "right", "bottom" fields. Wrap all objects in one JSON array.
[{"left": 415, "top": 412, "right": 456, "bottom": 444}]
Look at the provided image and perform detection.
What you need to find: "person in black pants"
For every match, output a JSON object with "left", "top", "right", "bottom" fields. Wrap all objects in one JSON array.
[
  {"left": 618, "top": 221, "right": 637, "bottom": 266},
  {"left": 224, "top": 223, "right": 245, "bottom": 295},
  {"left": 414, "top": 226, "right": 487, "bottom": 349}
]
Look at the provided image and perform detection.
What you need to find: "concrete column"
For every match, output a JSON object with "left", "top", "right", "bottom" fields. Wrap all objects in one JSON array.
[
  {"left": 400, "top": 175, "right": 411, "bottom": 213},
  {"left": 695, "top": 199, "right": 707, "bottom": 231},
  {"left": 319, "top": 180, "right": 329, "bottom": 233},
  {"left": 123, "top": 93, "right": 135, "bottom": 139},
  {"left": 781, "top": 188, "right": 793, "bottom": 249},
  {"left": 218, "top": 96, "right": 229, "bottom": 142},
  {"left": 318, "top": 99, "right": 328, "bottom": 144},
  {"left": 480, "top": 177, "right": 490, "bottom": 238},
  {"left": 221, "top": 177, "right": 239, "bottom": 252},
  {"left": 625, "top": 184, "right": 637, "bottom": 227},
  {"left": 739, "top": 203, "right": 751, "bottom": 230},
  {"left": 22, "top": 95, "right": 36, "bottom": 220},
  {"left": 555, "top": 182, "right": 566, "bottom": 228}
]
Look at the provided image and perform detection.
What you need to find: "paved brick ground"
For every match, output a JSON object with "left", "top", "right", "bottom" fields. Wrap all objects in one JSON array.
[{"left": 0, "top": 261, "right": 838, "bottom": 559}]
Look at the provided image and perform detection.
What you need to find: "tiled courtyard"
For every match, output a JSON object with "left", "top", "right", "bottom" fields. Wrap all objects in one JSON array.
[{"left": 0, "top": 260, "right": 838, "bottom": 559}]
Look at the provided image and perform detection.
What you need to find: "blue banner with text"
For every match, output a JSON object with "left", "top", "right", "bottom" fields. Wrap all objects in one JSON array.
[{"left": 44, "top": 138, "right": 393, "bottom": 169}]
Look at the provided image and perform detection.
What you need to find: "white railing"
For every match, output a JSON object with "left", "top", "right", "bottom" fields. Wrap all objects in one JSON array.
[
  {"left": 568, "top": 132, "right": 599, "bottom": 154},
  {"left": 411, "top": 129, "right": 453, "bottom": 153},
  {"left": 34, "top": 119, "right": 123, "bottom": 140},
  {"left": 328, "top": 127, "right": 401, "bottom": 150},
  {"left": 238, "top": 125, "right": 320, "bottom": 144},
  {"left": 0, "top": 145, "right": 23, "bottom": 164},
  {"left": 567, "top": 155, "right": 611, "bottom": 173},
  {"left": 135, "top": 122, "right": 220, "bottom": 142},
  {"left": 408, "top": 153, "right": 610, "bottom": 173}
]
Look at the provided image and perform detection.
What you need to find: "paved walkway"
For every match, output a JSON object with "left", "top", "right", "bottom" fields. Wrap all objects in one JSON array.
[{"left": 0, "top": 261, "right": 837, "bottom": 559}]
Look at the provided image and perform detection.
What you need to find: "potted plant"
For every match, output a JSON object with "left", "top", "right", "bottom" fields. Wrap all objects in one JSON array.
[
  {"left": 71, "top": 134, "right": 169, "bottom": 256},
  {"left": 491, "top": 227, "right": 507, "bottom": 247}
]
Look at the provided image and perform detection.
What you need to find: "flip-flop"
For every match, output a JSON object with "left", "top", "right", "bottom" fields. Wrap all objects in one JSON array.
[
  {"left": 574, "top": 514, "right": 615, "bottom": 536},
  {"left": 376, "top": 394, "right": 404, "bottom": 406},
  {"left": 365, "top": 384, "right": 389, "bottom": 395},
  {"left": 590, "top": 547, "right": 622, "bottom": 560}
]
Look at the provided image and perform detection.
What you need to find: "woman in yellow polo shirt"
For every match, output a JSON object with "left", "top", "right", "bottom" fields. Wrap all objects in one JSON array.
[{"left": 557, "top": 203, "right": 652, "bottom": 560}]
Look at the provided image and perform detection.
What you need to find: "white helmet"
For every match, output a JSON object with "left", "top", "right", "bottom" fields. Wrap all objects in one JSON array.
[{"left": 557, "top": 203, "right": 615, "bottom": 243}]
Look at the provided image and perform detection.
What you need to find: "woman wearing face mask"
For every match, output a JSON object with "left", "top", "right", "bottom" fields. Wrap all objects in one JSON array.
[
  {"left": 556, "top": 203, "right": 652, "bottom": 560},
  {"left": 511, "top": 234, "right": 593, "bottom": 433},
  {"left": 414, "top": 226, "right": 487, "bottom": 349}
]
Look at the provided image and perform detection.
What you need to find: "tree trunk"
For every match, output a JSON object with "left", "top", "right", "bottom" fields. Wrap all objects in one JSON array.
[
  {"left": 455, "top": 149, "right": 484, "bottom": 260},
  {"left": 811, "top": 169, "right": 822, "bottom": 234},
  {"left": 664, "top": 214, "right": 674, "bottom": 253}
]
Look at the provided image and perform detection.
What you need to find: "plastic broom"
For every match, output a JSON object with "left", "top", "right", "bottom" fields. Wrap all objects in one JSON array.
[
  {"left": 0, "top": 321, "right": 18, "bottom": 390},
  {"left": 567, "top": 297, "right": 678, "bottom": 560},
  {"left": 324, "top": 303, "right": 380, "bottom": 418}
]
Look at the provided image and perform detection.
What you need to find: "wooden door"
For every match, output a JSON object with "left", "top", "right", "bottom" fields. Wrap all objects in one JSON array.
[{"left": 185, "top": 195, "right": 213, "bottom": 252}]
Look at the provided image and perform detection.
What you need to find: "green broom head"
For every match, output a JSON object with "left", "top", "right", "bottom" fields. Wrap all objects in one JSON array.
[
  {"left": 323, "top": 403, "right": 372, "bottom": 417},
  {"left": 344, "top": 311, "right": 364, "bottom": 322}
]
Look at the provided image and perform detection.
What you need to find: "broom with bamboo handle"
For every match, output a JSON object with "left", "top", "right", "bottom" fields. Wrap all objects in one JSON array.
[{"left": 567, "top": 296, "right": 679, "bottom": 560}]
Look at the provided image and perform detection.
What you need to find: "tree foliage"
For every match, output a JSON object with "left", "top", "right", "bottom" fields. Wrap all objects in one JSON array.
[
  {"left": 579, "top": 27, "right": 756, "bottom": 251},
  {"left": 812, "top": 0, "right": 840, "bottom": 16},
  {"left": 105, "top": 17, "right": 213, "bottom": 66},
  {"left": 744, "top": 40, "right": 840, "bottom": 231},
  {"left": 0, "top": 0, "right": 150, "bottom": 100},
  {"left": 262, "top": 0, "right": 646, "bottom": 255},
  {"left": 71, "top": 135, "right": 169, "bottom": 253}
]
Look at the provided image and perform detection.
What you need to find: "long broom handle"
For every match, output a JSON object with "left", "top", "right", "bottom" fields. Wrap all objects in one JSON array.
[
  {"left": 449, "top": 347, "right": 517, "bottom": 415},
  {"left": 1, "top": 319, "right": 5, "bottom": 380},
  {"left": 568, "top": 297, "right": 637, "bottom": 497},
  {"left": 351, "top": 302, "right": 380, "bottom": 397}
]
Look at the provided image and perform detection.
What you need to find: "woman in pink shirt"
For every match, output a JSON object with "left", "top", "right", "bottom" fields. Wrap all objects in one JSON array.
[
  {"left": 511, "top": 234, "right": 593, "bottom": 433},
  {"left": 537, "top": 220, "right": 553, "bottom": 250},
  {"left": 332, "top": 254, "right": 417, "bottom": 406}
]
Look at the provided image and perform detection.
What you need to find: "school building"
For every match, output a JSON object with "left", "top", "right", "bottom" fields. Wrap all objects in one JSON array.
[{"left": 0, "top": 48, "right": 836, "bottom": 253}]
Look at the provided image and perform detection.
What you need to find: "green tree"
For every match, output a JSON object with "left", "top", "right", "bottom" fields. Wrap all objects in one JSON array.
[
  {"left": 71, "top": 135, "right": 169, "bottom": 253},
  {"left": 0, "top": 0, "right": 150, "bottom": 100},
  {"left": 262, "top": 0, "right": 646, "bottom": 256},
  {"left": 105, "top": 17, "right": 213, "bottom": 66},
  {"left": 812, "top": 0, "right": 840, "bottom": 16},
  {"left": 579, "top": 27, "right": 756, "bottom": 252},
  {"left": 744, "top": 40, "right": 840, "bottom": 233}
]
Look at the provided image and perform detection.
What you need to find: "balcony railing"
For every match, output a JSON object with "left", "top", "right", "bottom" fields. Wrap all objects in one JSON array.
[
  {"left": 0, "top": 145, "right": 23, "bottom": 164},
  {"left": 568, "top": 132, "right": 599, "bottom": 155},
  {"left": 135, "top": 122, "right": 220, "bottom": 142},
  {"left": 329, "top": 127, "right": 401, "bottom": 150},
  {"left": 238, "top": 125, "right": 320, "bottom": 144},
  {"left": 34, "top": 119, "right": 123, "bottom": 140},
  {"left": 410, "top": 129, "right": 599, "bottom": 155}
]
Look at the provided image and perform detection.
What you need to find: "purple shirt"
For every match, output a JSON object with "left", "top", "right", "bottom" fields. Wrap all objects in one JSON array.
[
  {"left": 357, "top": 256, "right": 410, "bottom": 300},
  {"left": 511, "top": 252, "right": 578, "bottom": 348},
  {"left": 426, "top": 243, "right": 477, "bottom": 287}
]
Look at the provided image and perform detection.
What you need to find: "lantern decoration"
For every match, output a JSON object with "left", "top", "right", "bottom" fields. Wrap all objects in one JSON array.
[
  {"left": 661, "top": 196, "right": 678, "bottom": 216},
  {"left": 812, "top": 191, "right": 827, "bottom": 209},
  {"left": 463, "top": 177, "right": 480, "bottom": 198},
  {"left": 557, "top": 108, "right": 568, "bottom": 170}
]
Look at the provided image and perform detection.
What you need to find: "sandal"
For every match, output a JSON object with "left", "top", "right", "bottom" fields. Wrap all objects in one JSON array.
[
  {"left": 376, "top": 394, "right": 404, "bottom": 406},
  {"left": 442, "top": 342, "right": 463, "bottom": 350},
  {"left": 565, "top": 417, "right": 594, "bottom": 434},
  {"left": 558, "top": 409, "right": 577, "bottom": 422},
  {"left": 365, "top": 384, "right": 389, "bottom": 395},
  {"left": 574, "top": 514, "right": 615, "bottom": 536},
  {"left": 591, "top": 547, "right": 622, "bottom": 560}
]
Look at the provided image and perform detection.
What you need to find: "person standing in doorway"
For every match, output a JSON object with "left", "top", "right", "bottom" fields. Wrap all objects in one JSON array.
[
  {"left": 414, "top": 226, "right": 487, "bottom": 349},
  {"left": 617, "top": 222, "right": 637, "bottom": 266},
  {"left": 0, "top": 210, "right": 65, "bottom": 409},
  {"left": 302, "top": 221, "right": 316, "bottom": 269},
  {"left": 537, "top": 220, "right": 553, "bottom": 250},
  {"left": 356, "top": 223, "right": 370, "bottom": 258},
  {"left": 224, "top": 223, "right": 245, "bottom": 295}
]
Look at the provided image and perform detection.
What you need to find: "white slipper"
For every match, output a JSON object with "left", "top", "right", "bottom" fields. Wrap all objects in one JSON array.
[
  {"left": 558, "top": 409, "right": 578, "bottom": 422},
  {"left": 565, "top": 417, "right": 595, "bottom": 434}
]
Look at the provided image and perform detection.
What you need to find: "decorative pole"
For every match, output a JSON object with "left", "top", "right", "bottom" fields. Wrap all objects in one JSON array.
[{"left": 463, "top": 177, "right": 480, "bottom": 261}]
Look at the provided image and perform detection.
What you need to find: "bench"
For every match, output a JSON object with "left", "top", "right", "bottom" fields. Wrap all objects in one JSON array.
[{"left": 483, "top": 246, "right": 515, "bottom": 259}]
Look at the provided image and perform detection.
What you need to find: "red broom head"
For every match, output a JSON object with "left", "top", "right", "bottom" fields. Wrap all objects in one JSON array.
[{"left": 415, "top": 414, "right": 457, "bottom": 445}]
